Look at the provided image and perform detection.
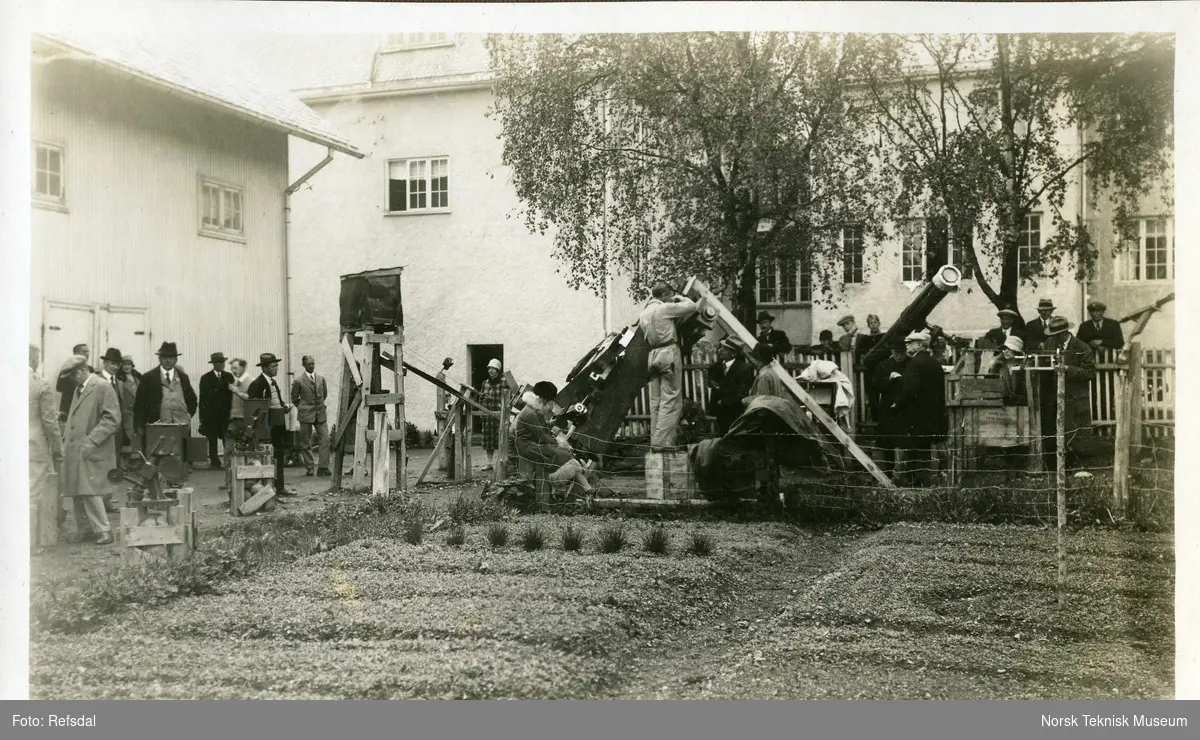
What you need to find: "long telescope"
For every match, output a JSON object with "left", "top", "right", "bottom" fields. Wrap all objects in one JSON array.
[{"left": 861, "top": 264, "right": 962, "bottom": 370}]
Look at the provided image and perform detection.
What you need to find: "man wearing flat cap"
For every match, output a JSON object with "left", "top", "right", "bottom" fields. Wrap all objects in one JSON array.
[
  {"left": 706, "top": 338, "right": 754, "bottom": 434},
  {"left": 292, "top": 354, "right": 330, "bottom": 477},
  {"left": 60, "top": 354, "right": 121, "bottom": 544},
  {"left": 199, "top": 352, "right": 235, "bottom": 470},
  {"left": 983, "top": 307, "right": 1026, "bottom": 349},
  {"left": 248, "top": 353, "right": 295, "bottom": 496},
  {"left": 836, "top": 315, "right": 859, "bottom": 352},
  {"left": 1076, "top": 300, "right": 1124, "bottom": 351},
  {"left": 755, "top": 311, "right": 792, "bottom": 358},
  {"left": 133, "top": 341, "right": 198, "bottom": 440},
  {"left": 890, "top": 330, "right": 948, "bottom": 487},
  {"left": 1038, "top": 316, "right": 1096, "bottom": 471}
]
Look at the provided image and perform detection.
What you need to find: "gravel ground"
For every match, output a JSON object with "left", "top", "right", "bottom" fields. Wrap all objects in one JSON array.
[{"left": 29, "top": 513, "right": 1173, "bottom": 699}]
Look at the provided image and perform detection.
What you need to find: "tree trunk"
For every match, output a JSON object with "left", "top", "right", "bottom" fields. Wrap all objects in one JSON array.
[{"left": 735, "top": 252, "right": 758, "bottom": 329}]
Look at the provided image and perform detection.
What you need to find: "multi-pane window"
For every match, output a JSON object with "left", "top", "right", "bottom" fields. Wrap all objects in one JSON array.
[
  {"left": 841, "top": 225, "right": 865, "bottom": 284},
  {"left": 199, "top": 178, "right": 244, "bottom": 238},
  {"left": 759, "top": 259, "right": 811, "bottom": 303},
  {"left": 33, "top": 142, "right": 65, "bottom": 204},
  {"left": 1119, "top": 216, "right": 1174, "bottom": 282},
  {"left": 387, "top": 157, "right": 450, "bottom": 213},
  {"left": 1017, "top": 213, "right": 1042, "bottom": 279},
  {"left": 950, "top": 224, "right": 975, "bottom": 279},
  {"left": 900, "top": 219, "right": 924, "bottom": 282},
  {"left": 631, "top": 229, "right": 651, "bottom": 282},
  {"left": 385, "top": 33, "right": 449, "bottom": 49}
]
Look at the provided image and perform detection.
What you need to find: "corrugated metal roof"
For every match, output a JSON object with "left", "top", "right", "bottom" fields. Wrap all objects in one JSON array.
[{"left": 33, "top": 30, "right": 363, "bottom": 157}]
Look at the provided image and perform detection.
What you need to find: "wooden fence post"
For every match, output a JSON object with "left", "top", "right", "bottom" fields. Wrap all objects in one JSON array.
[
  {"left": 1128, "top": 342, "right": 1144, "bottom": 465},
  {"left": 495, "top": 388, "right": 510, "bottom": 482},
  {"left": 1056, "top": 356, "right": 1067, "bottom": 609}
]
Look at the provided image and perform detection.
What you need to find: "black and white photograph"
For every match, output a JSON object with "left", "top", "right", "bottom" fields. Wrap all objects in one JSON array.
[{"left": 4, "top": 0, "right": 1195, "bottom": 709}]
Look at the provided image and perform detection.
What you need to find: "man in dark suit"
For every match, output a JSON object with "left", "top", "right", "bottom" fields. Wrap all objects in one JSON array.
[
  {"left": 982, "top": 308, "right": 1026, "bottom": 348},
  {"left": 869, "top": 336, "right": 909, "bottom": 478},
  {"left": 57, "top": 343, "right": 93, "bottom": 423},
  {"left": 1076, "top": 300, "right": 1125, "bottom": 352},
  {"left": 755, "top": 311, "right": 792, "bottom": 357},
  {"left": 198, "top": 352, "right": 234, "bottom": 470},
  {"left": 132, "top": 341, "right": 198, "bottom": 440},
  {"left": 1023, "top": 298, "right": 1056, "bottom": 351},
  {"left": 1039, "top": 316, "right": 1097, "bottom": 471},
  {"left": 890, "top": 330, "right": 948, "bottom": 487},
  {"left": 706, "top": 338, "right": 755, "bottom": 435},
  {"left": 248, "top": 353, "right": 295, "bottom": 496}
]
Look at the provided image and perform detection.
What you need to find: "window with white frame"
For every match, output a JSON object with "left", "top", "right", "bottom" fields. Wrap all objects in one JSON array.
[
  {"left": 900, "top": 219, "right": 924, "bottom": 282},
  {"left": 631, "top": 229, "right": 651, "bottom": 282},
  {"left": 385, "top": 33, "right": 450, "bottom": 50},
  {"left": 841, "top": 225, "right": 865, "bottom": 284},
  {"left": 199, "top": 178, "right": 244, "bottom": 238},
  {"left": 33, "top": 142, "right": 65, "bottom": 204},
  {"left": 1017, "top": 213, "right": 1042, "bottom": 279},
  {"left": 758, "top": 258, "right": 811, "bottom": 304},
  {"left": 1119, "top": 216, "right": 1174, "bottom": 282},
  {"left": 387, "top": 157, "right": 450, "bottom": 213}
]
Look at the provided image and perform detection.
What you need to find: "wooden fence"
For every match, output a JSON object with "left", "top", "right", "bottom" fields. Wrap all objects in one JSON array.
[{"left": 618, "top": 344, "right": 1175, "bottom": 441}]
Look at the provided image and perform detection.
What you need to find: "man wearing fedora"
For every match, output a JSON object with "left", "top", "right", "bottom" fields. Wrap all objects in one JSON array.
[
  {"left": 707, "top": 338, "right": 754, "bottom": 434},
  {"left": 57, "top": 342, "right": 93, "bottom": 425},
  {"left": 133, "top": 341, "right": 198, "bottom": 441},
  {"left": 1038, "top": 316, "right": 1097, "bottom": 471},
  {"left": 199, "top": 352, "right": 235, "bottom": 470},
  {"left": 291, "top": 354, "right": 331, "bottom": 477},
  {"left": 248, "top": 353, "right": 295, "bottom": 496},
  {"left": 1076, "top": 300, "right": 1125, "bottom": 351},
  {"left": 983, "top": 307, "right": 1026, "bottom": 349},
  {"left": 755, "top": 311, "right": 792, "bottom": 358},
  {"left": 890, "top": 330, "right": 948, "bottom": 487},
  {"left": 1022, "top": 298, "right": 1057, "bottom": 350},
  {"left": 60, "top": 354, "right": 121, "bottom": 544}
]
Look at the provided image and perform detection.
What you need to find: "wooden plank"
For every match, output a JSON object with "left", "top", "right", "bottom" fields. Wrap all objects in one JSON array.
[
  {"left": 1113, "top": 369, "right": 1131, "bottom": 517},
  {"left": 352, "top": 341, "right": 373, "bottom": 492},
  {"left": 393, "top": 340, "right": 407, "bottom": 494},
  {"left": 372, "top": 412, "right": 391, "bottom": 496},
  {"left": 416, "top": 397, "right": 464, "bottom": 486},
  {"left": 341, "top": 336, "right": 364, "bottom": 388},
  {"left": 235, "top": 465, "right": 277, "bottom": 480},
  {"left": 239, "top": 482, "right": 277, "bottom": 515},
  {"left": 395, "top": 359, "right": 498, "bottom": 418},
  {"left": 124, "top": 523, "right": 187, "bottom": 548},
  {"left": 684, "top": 277, "right": 895, "bottom": 489},
  {"left": 363, "top": 330, "right": 404, "bottom": 345},
  {"left": 365, "top": 392, "right": 405, "bottom": 407},
  {"left": 332, "top": 333, "right": 357, "bottom": 488},
  {"left": 462, "top": 401, "right": 474, "bottom": 481},
  {"left": 453, "top": 402, "right": 467, "bottom": 481},
  {"left": 495, "top": 387, "right": 511, "bottom": 481},
  {"left": 1128, "top": 343, "right": 1144, "bottom": 461},
  {"left": 365, "top": 429, "right": 406, "bottom": 442},
  {"left": 167, "top": 494, "right": 187, "bottom": 561}
]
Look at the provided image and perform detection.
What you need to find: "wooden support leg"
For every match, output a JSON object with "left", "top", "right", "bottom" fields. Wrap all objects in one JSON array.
[
  {"left": 332, "top": 333, "right": 358, "bottom": 489},
  {"left": 495, "top": 388, "right": 510, "bottom": 482},
  {"left": 352, "top": 336, "right": 374, "bottom": 492},
  {"left": 463, "top": 399, "right": 474, "bottom": 482},
  {"left": 393, "top": 339, "right": 407, "bottom": 493},
  {"left": 417, "top": 398, "right": 466, "bottom": 486},
  {"left": 453, "top": 403, "right": 466, "bottom": 481},
  {"left": 372, "top": 411, "right": 391, "bottom": 496}
]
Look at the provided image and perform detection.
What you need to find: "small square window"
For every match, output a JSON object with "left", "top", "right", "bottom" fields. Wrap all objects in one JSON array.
[
  {"left": 199, "top": 178, "right": 245, "bottom": 240},
  {"left": 33, "top": 142, "right": 65, "bottom": 204}
]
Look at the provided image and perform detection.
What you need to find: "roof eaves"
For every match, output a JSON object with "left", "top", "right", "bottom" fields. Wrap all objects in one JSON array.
[
  {"left": 34, "top": 33, "right": 364, "bottom": 159},
  {"left": 298, "top": 72, "right": 495, "bottom": 105}
]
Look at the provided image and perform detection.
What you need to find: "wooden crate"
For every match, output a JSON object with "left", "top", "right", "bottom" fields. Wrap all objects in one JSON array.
[
  {"left": 227, "top": 448, "right": 276, "bottom": 516},
  {"left": 947, "top": 375, "right": 1005, "bottom": 407},
  {"left": 645, "top": 450, "right": 695, "bottom": 501},
  {"left": 119, "top": 489, "right": 195, "bottom": 565}
]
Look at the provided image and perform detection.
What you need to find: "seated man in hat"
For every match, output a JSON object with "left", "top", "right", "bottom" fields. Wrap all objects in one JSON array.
[
  {"left": 1076, "top": 300, "right": 1125, "bottom": 352},
  {"left": 707, "top": 338, "right": 755, "bottom": 435},
  {"left": 982, "top": 307, "right": 1026, "bottom": 349},
  {"left": 755, "top": 311, "right": 792, "bottom": 358},
  {"left": 199, "top": 352, "right": 235, "bottom": 471},
  {"left": 248, "top": 353, "right": 296, "bottom": 496},
  {"left": 1023, "top": 298, "right": 1056, "bottom": 351},
  {"left": 132, "top": 341, "right": 198, "bottom": 441},
  {"left": 512, "top": 381, "right": 598, "bottom": 497}
]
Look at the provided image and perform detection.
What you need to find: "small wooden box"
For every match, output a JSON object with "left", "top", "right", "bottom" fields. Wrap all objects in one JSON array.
[{"left": 645, "top": 450, "right": 694, "bottom": 501}]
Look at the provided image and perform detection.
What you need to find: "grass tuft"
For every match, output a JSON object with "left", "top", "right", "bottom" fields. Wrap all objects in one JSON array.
[
  {"left": 521, "top": 524, "right": 546, "bottom": 551},
  {"left": 402, "top": 517, "right": 424, "bottom": 545},
  {"left": 598, "top": 523, "right": 627, "bottom": 554},
  {"left": 687, "top": 532, "right": 713, "bottom": 557},
  {"left": 445, "top": 524, "right": 466, "bottom": 547},
  {"left": 561, "top": 524, "right": 584, "bottom": 552},
  {"left": 487, "top": 523, "right": 509, "bottom": 548},
  {"left": 643, "top": 525, "right": 670, "bottom": 555}
]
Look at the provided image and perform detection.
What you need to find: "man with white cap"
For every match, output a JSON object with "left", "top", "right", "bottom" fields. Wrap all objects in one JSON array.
[
  {"left": 60, "top": 354, "right": 121, "bottom": 544},
  {"left": 1076, "top": 300, "right": 1124, "bottom": 351},
  {"left": 292, "top": 354, "right": 331, "bottom": 477},
  {"left": 477, "top": 358, "right": 506, "bottom": 471},
  {"left": 890, "top": 330, "right": 948, "bottom": 486}
]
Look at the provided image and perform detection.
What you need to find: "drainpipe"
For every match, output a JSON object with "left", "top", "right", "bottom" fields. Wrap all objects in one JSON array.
[
  {"left": 283, "top": 147, "right": 335, "bottom": 383},
  {"left": 1078, "top": 123, "right": 1089, "bottom": 327}
]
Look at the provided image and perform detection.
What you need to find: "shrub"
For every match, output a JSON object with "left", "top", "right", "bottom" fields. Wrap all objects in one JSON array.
[
  {"left": 445, "top": 524, "right": 465, "bottom": 547},
  {"left": 688, "top": 532, "right": 713, "bottom": 556},
  {"left": 521, "top": 524, "right": 545, "bottom": 551},
  {"left": 643, "top": 525, "right": 670, "bottom": 555},
  {"left": 402, "top": 517, "right": 424, "bottom": 545},
  {"left": 598, "top": 523, "right": 627, "bottom": 554},
  {"left": 405, "top": 421, "right": 421, "bottom": 449},
  {"left": 448, "top": 494, "right": 509, "bottom": 525},
  {"left": 561, "top": 524, "right": 584, "bottom": 552},
  {"left": 487, "top": 523, "right": 509, "bottom": 547}
]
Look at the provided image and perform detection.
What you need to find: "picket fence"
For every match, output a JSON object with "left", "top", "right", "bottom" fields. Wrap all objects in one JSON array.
[{"left": 617, "top": 344, "right": 1175, "bottom": 441}]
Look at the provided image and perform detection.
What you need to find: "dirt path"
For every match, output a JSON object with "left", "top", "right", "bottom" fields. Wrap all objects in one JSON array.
[{"left": 608, "top": 529, "right": 860, "bottom": 699}]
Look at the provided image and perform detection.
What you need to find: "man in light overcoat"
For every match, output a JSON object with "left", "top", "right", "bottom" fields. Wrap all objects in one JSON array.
[
  {"left": 61, "top": 354, "right": 121, "bottom": 544},
  {"left": 30, "top": 346, "right": 64, "bottom": 537},
  {"left": 291, "top": 354, "right": 330, "bottom": 476}
]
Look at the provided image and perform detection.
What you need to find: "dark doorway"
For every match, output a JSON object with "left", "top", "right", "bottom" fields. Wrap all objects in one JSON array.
[{"left": 467, "top": 344, "right": 504, "bottom": 434}]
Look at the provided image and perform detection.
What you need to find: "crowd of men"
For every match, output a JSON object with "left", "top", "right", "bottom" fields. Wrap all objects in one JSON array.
[{"left": 29, "top": 340, "right": 331, "bottom": 546}]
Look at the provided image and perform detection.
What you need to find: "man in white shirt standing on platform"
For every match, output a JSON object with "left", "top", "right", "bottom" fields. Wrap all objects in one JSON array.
[
  {"left": 638, "top": 282, "right": 698, "bottom": 452},
  {"left": 248, "top": 353, "right": 295, "bottom": 497}
]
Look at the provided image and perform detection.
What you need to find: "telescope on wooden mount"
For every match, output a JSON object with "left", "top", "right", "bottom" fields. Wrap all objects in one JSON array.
[{"left": 860, "top": 264, "right": 963, "bottom": 370}]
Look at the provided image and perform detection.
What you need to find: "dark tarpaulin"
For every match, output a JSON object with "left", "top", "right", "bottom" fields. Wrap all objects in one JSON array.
[{"left": 339, "top": 268, "right": 404, "bottom": 328}]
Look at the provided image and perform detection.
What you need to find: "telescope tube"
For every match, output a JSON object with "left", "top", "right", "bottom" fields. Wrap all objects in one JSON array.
[{"left": 861, "top": 264, "right": 962, "bottom": 370}]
